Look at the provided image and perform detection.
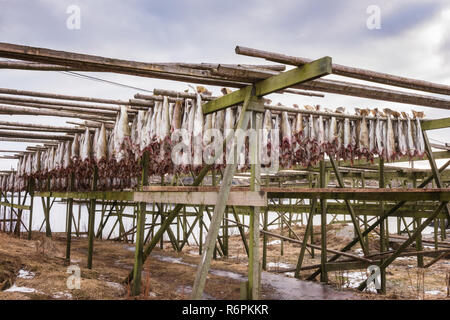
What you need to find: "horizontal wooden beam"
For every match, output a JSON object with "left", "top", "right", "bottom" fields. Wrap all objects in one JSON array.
[
  {"left": 0, "top": 201, "right": 30, "bottom": 210},
  {"left": 421, "top": 117, "right": 450, "bottom": 131},
  {"left": 134, "top": 191, "right": 266, "bottom": 207},
  {"left": 35, "top": 191, "right": 134, "bottom": 201},
  {"left": 202, "top": 56, "right": 332, "bottom": 114},
  {"left": 269, "top": 204, "right": 448, "bottom": 219},
  {"left": 267, "top": 187, "right": 450, "bottom": 201},
  {"left": 34, "top": 189, "right": 266, "bottom": 206},
  {"left": 235, "top": 46, "right": 450, "bottom": 95}
]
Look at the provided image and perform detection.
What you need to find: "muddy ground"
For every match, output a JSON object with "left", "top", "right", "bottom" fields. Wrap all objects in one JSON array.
[{"left": 0, "top": 222, "right": 449, "bottom": 300}]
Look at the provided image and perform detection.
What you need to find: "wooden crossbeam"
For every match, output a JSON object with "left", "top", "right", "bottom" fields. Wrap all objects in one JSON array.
[
  {"left": 202, "top": 56, "right": 332, "bottom": 114},
  {"left": 267, "top": 188, "right": 450, "bottom": 201},
  {"left": 134, "top": 191, "right": 266, "bottom": 207},
  {"left": 421, "top": 117, "right": 450, "bottom": 131}
]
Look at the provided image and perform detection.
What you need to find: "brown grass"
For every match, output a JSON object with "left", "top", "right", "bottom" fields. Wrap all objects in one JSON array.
[{"left": 0, "top": 221, "right": 449, "bottom": 300}]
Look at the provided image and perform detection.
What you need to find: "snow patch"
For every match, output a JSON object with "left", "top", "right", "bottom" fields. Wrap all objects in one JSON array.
[
  {"left": 17, "top": 269, "right": 35, "bottom": 279},
  {"left": 5, "top": 285, "right": 41, "bottom": 294},
  {"left": 267, "top": 262, "right": 294, "bottom": 269},
  {"left": 52, "top": 291, "right": 73, "bottom": 299},
  {"left": 425, "top": 290, "right": 442, "bottom": 295}
]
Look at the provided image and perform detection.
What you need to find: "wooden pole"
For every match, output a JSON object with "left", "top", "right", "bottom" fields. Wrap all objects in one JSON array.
[
  {"left": 379, "top": 158, "right": 387, "bottom": 293},
  {"left": 191, "top": 91, "right": 252, "bottom": 300},
  {"left": 87, "top": 166, "right": 98, "bottom": 269},
  {"left": 132, "top": 151, "right": 149, "bottom": 295},
  {"left": 235, "top": 45, "right": 450, "bottom": 95},
  {"left": 27, "top": 178, "right": 34, "bottom": 240},
  {"left": 319, "top": 160, "right": 328, "bottom": 283},
  {"left": 65, "top": 172, "right": 74, "bottom": 263},
  {"left": 248, "top": 108, "right": 263, "bottom": 299}
]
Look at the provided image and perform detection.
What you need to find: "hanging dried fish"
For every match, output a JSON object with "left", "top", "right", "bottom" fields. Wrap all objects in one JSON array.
[
  {"left": 397, "top": 114, "right": 407, "bottom": 156},
  {"left": 96, "top": 123, "right": 107, "bottom": 162},
  {"left": 80, "top": 127, "right": 91, "bottom": 162},
  {"left": 193, "top": 94, "right": 204, "bottom": 169},
  {"left": 64, "top": 141, "right": 71, "bottom": 170},
  {"left": 171, "top": 100, "right": 182, "bottom": 131},
  {"left": 412, "top": 110, "right": 425, "bottom": 157},
  {"left": 358, "top": 109, "right": 370, "bottom": 158},
  {"left": 402, "top": 112, "right": 416, "bottom": 158},
  {"left": 114, "top": 106, "right": 131, "bottom": 163},
  {"left": 385, "top": 112, "right": 396, "bottom": 161}
]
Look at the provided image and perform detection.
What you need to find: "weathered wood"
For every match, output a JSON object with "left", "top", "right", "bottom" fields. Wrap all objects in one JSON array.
[
  {"left": 133, "top": 190, "right": 266, "bottom": 206},
  {"left": 65, "top": 173, "right": 74, "bottom": 263},
  {"left": 0, "top": 87, "right": 144, "bottom": 107},
  {"left": 421, "top": 117, "right": 450, "bottom": 131},
  {"left": 87, "top": 166, "right": 98, "bottom": 269},
  {"left": 329, "top": 156, "right": 369, "bottom": 255},
  {"left": 132, "top": 151, "right": 149, "bottom": 295},
  {"left": 152, "top": 88, "right": 216, "bottom": 101},
  {"left": 307, "top": 159, "right": 450, "bottom": 280},
  {"left": 358, "top": 202, "right": 447, "bottom": 291},
  {"left": 202, "top": 56, "right": 332, "bottom": 114},
  {"left": 267, "top": 187, "right": 450, "bottom": 201},
  {"left": 191, "top": 92, "right": 252, "bottom": 299},
  {"left": 0, "top": 130, "right": 73, "bottom": 141},
  {"left": 235, "top": 46, "right": 450, "bottom": 95},
  {"left": 0, "top": 104, "right": 113, "bottom": 121}
]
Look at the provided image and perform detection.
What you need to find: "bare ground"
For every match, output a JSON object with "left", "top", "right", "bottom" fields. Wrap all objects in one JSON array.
[{"left": 0, "top": 222, "right": 449, "bottom": 300}]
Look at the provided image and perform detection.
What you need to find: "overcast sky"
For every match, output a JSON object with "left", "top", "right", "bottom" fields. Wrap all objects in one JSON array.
[{"left": 0, "top": 0, "right": 449, "bottom": 170}]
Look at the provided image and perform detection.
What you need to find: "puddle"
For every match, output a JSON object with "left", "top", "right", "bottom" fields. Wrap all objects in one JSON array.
[
  {"left": 261, "top": 271, "right": 356, "bottom": 299},
  {"left": 151, "top": 253, "right": 356, "bottom": 300},
  {"left": 17, "top": 269, "right": 35, "bottom": 280}
]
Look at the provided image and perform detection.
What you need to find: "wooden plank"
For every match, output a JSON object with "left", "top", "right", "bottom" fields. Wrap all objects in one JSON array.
[
  {"left": 267, "top": 188, "right": 450, "bottom": 201},
  {"left": 325, "top": 260, "right": 380, "bottom": 272},
  {"left": 268, "top": 204, "right": 446, "bottom": 219},
  {"left": 35, "top": 191, "right": 134, "bottom": 201},
  {"left": 202, "top": 56, "right": 332, "bottom": 114},
  {"left": 421, "top": 117, "right": 450, "bottom": 131},
  {"left": 235, "top": 46, "right": 450, "bottom": 95},
  {"left": 0, "top": 201, "right": 30, "bottom": 210},
  {"left": 134, "top": 191, "right": 266, "bottom": 207}
]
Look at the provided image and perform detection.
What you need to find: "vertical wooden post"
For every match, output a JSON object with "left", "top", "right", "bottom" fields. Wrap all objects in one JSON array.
[
  {"left": 295, "top": 198, "right": 316, "bottom": 278},
  {"left": 132, "top": 151, "right": 149, "bottom": 295},
  {"left": 27, "top": 178, "right": 35, "bottom": 240},
  {"left": 191, "top": 93, "right": 252, "bottom": 300},
  {"left": 44, "top": 177, "right": 52, "bottom": 237},
  {"left": 309, "top": 171, "right": 315, "bottom": 258},
  {"left": 248, "top": 109, "right": 262, "bottom": 300},
  {"left": 10, "top": 178, "right": 14, "bottom": 234},
  {"left": 65, "top": 172, "right": 75, "bottom": 263},
  {"left": 199, "top": 206, "right": 203, "bottom": 255},
  {"left": 15, "top": 189, "right": 22, "bottom": 237},
  {"left": 262, "top": 179, "right": 269, "bottom": 271},
  {"left": 1, "top": 191, "right": 5, "bottom": 232},
  {"left": 319, "top": 160, "right": 328, "bottom": 283},
  {"left": 412, "top": 177, "right": 424, "bottom": 267},
  {"left": 379, "top": 158, "right": 387, "bottom": 294},
  {"left": 87, "top": 166, "right": 98, "bottom": 269}
]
